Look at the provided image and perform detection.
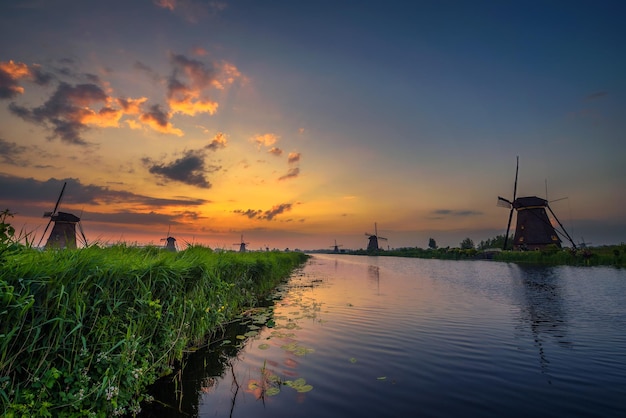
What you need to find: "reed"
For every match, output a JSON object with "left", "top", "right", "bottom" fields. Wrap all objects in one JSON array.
[{"left": 0, "top": 243, "right": 308, "bottom": 417}]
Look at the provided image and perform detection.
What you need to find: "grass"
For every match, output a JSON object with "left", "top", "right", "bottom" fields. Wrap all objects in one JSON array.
[
  {"left": 346, "top": 244, "right": 625, "bottom": 267},
  {"left": 0, "top": 241, "right": 308, "bottom": 417}
]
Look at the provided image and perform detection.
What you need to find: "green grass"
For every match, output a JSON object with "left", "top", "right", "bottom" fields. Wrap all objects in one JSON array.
[
  {"left": 0, "top": 244, "right": 308, "bottom": 417},
  {"left": 346, "top": 244, "right": 625, "bottom": 267}
]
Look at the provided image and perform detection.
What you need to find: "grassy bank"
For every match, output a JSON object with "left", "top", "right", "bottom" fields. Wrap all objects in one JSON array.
[
  {"left": 0, "top": 244, "right": 308, "bottom": 417},
  {"left": 345, "top": 244, "right": 625, "bottom": 267}
]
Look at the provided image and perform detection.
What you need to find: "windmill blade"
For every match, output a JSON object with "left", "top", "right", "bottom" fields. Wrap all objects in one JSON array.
[
  {"left": 77, "top": 221, "right": 88, "bottom": 247},
  {"left": 51, "top": 182, "right": 67, "bottom": 217},
  {"left": 37, "top": 218, "right": 54, "bottom": 248},
  {"left": 513, "top": 156, "right": 518, "bottom": 201},
  {"left": 503, "top": 208, "right": 514, "bottom": 250},
  {"left": 503, "top": 157, "right": 518, "bottom": 250},
  {"left": 497, "top": 196, "right": 512, "bottom": 208},
  {"left": 379, "top": 236, "right": 388, "bottom": 241}
]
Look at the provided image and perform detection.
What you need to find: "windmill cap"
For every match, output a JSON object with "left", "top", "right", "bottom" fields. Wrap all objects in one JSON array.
[{"left": 513, "top": 196, "right": 548, "bottom": 208}]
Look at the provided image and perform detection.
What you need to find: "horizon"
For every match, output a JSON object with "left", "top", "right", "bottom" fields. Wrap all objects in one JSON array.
[{"left": 1, "top": 1, "right": 625, "bottom": 250}]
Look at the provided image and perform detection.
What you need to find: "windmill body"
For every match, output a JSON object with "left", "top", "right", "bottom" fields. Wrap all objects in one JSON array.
[
  {"left": 40, "top": 182, "right": 88, "bottom": 249},
  {"left": 164, "top": 236, "right": 177, "bottom": 251},
  {"left": 234, "top": 234, "right": 249, "bottom": 252},
  {"left": 511, "top": 196, "right": 561, "bottom": 250},
  {"left": 365, "top": 223, "right": 387, "bottom": 253},
  {"left": 498, "top": 157, "right": 575, "bottom": 251},
  {"left": 46, "top": 212, "right": 81, "bottom": 249},
  {"left": 330, "top": 239, "right": 343, "bottom": 253}
]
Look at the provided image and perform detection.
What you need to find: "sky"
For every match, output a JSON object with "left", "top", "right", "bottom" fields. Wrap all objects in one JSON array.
[{"left": 1, "top": 0, "right": 625, "bottom": 251}]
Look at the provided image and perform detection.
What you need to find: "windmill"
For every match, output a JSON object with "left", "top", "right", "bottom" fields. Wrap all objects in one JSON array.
[
  {"left": 329, "top": 239, "right": 343, "bottom": 253},
  {"left": 497, "top": 157, "right": 576, "bottom": 250},
  {"left": 234, "top": 234, "right": 249, "bottom": 252},
  {"left": 365, "top": 222, "right": 387, "bottom": 253},
  {"left": 38, "top": 182, "right": 88, "bottom": 249},
  {"left": 160, "top": 225, "right": 177, "bottom": 252}
]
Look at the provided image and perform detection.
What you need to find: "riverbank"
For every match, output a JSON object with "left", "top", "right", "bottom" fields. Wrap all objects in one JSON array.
[
  {"left": 0, "top": 245, "right": 308, "bottom": 417},
  {"left": 343, "top": 244, "right": 625, "bottom": 267}
]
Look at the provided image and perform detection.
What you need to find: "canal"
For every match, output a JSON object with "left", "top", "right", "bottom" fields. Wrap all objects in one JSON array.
[{"left": 141, "top": 254, "right": 626, "bottom": 417}]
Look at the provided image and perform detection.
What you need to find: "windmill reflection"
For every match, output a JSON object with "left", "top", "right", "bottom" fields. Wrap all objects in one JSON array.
[{"left": 511, "top": 264, "right": 571, "bottom": 382}]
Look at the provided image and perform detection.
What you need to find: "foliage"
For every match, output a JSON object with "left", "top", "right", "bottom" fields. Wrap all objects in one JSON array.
[
  {"left": 477, "top": 234, "right": 512, "bottom": 250},
  {"left": 0, "top": 240, "right": 308, "bottom": 417},
  {"left": 428, "top": 238, "right": 437, "bottom": 249},
  {"left": 459, "top": 237, "right": 475, "bottom": 250}
]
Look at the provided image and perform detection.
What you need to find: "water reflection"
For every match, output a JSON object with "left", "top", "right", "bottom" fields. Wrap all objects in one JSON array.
[{"left": 510, "top": 264, "right": 571, "bottom": 382}]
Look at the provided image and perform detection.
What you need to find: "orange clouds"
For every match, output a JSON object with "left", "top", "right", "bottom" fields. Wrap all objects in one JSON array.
[{"left": 252, "top": 133, "right": 279, "bottom": 148}]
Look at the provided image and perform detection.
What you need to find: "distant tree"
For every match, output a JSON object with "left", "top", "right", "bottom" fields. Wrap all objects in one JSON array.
[
  {"left": 460, "top": 237, "right": 475, "bottom": 250},
  {"left": 428, "top": 237, "right": 437, "bottom": 249},
  {"left": 477, "top": 234, "right": 512, "bottom": 250}
]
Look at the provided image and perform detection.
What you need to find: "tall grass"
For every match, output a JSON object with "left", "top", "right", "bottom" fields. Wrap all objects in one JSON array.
[{"left": 0, "top": 243, "right": 308, "bottom": 417}]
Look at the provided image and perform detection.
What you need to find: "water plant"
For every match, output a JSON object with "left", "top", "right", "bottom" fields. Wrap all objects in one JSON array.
[{"left": 0, "top": 239, "right": 308, "bottom": 417}]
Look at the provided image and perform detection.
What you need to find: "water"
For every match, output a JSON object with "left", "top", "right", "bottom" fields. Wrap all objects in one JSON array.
[{"left": 141, "top": 255, "right": 626, "bottom": 417}]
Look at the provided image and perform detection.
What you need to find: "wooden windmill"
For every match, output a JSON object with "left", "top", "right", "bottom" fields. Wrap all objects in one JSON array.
[
  {"left": 160, "top": 225, "right": 177, "bottom": 251},
  {"left": 365, "top": 222, "right": 387, "bottom": 253},
  {"left": 329, "top": 239, "right": 343, "bottom": 253},
  {"left": 234, "top": 234, "right": 249, "bottom": 252},
  {"left": 38, "top": 182, "right": 88, "bottom": 249},
  {"left": 497, "top": 157, "right": 576, "bottom": 250}
]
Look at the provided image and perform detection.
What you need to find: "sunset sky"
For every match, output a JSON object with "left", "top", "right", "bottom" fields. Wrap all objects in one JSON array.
[{"left": 1, "top": 0, "right": 624, "bottom": 250}]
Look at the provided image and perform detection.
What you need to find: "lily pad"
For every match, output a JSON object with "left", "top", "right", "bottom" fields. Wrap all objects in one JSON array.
[{"left": 258, "top": 343, "right": 270, "bottom": 350}]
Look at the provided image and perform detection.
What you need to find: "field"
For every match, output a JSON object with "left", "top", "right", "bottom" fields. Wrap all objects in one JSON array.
[{"left": 0, "top": 242, "right": 308, "bottom": 417}]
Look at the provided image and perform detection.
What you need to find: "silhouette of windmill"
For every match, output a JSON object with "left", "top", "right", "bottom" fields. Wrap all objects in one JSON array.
[
  {"left": 160, "top": 225, "right": 177, "bottom": 251},
  {"left": 38, "top": 182, "right": 88, "bottom": 249},
  {"left": 329, "top": 239, "right": 343, "bottom": 253},
  {"left": 365, "top": 223, "right": 387, "bottom": 253},
  {"left": 234, "top": 234, "right": 249, "bottom": 252},
  {"left": 497, "top": 157, "right": 576, "bottom": 250}
]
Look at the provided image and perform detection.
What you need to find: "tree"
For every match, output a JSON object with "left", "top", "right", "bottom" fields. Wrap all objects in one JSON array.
[
  {"left": 460, "top": 237, "right": 474, "bottom": 250},
  {"left": 428, "top": 237, "right": 437, "bottom": 249}
]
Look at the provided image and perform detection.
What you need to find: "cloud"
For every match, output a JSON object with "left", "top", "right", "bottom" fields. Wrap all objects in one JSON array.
[
  {"left": 117, "top": 97, "right": 148, "bottom": 114},
  {"left": 585, "top": 91, "right": 608, "bottom": 101},
  {"left": 144, "top": 149, "right": 216, "bottom": 188},
  {"left": 234, "top": 203, "right": 294, "bottom": 221},
  {"left": 264, "top": 203, "right": 293, "bottom": 220},
  {"left": 166, "top": 53, "right": 241, "bottom": 116},
  {"left": 205, "top": 132, "right": 227, "bottom": 151},
  {"left": 287, "top": 152, "right": 301, "bottom": 164},
  {"left": 268, "top": 147, "right": 283, "bottom": 156},
  {"left": 137, "top": 104, "right": 184, "bottom": 136},
  {"left": 430, "top": 209, "right": 482, "bottom": 218},
  {"left": 252, "top": 133, "right": 279, "bottom": 148},
  {"left": 278, "top": 167, "right": 300, "bottom": 181},
  {"left": 0, "top": 60, "right": 51, "bottom": 99},
  {"left": 154, "top": 0, "right": 228, "bottom": 22},
  {"left": 0, "top": 173, "right": 208, "bottom": 210},
  {"left": 0, "top": 138, "right": 28, "bottom": 166},
  {"left": 9, "top": 82, "right": 110, "bottom": 145}
]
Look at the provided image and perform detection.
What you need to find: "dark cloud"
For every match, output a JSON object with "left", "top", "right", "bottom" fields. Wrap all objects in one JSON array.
[
  {"left": 585, "top": 91, "right": 608, "bottom": 101},
  {"left": 431, "top": 209, "right": 482, "bottom": 217},
  {"left": 140, "top": 104, "right": 170, "bottom": 128},
  {"left": 233, "top": 209, "right": 262, "bottom": 219},
  {"left": 205, "top": 132, "right": 227, "bottom": 151},
  {"left": 145, "top": 150, "right": 214, "bottom": 188},
  {"left": 0, "top": 173, "right": 208, "bottom": 211},
  {"left": 9, "top": 82, "right": 108, "bottom": 145},
  {"left": 264, "top": 203, "right": 293, "bottom": 220},
  {"left": 134, "top": 61, "right": 162, "bottom": 83},
  {"left": 234, "top": 203, "right": 293, "bottom": 221},
  {"left": 170, "top": 53, "right": 216, "bottom": 88},
  {"left": 0, "top": 138, "right": 28, "bottom": 166},
  {"left": 278, "top": 167, "right": 300, "bottom": 181}
]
